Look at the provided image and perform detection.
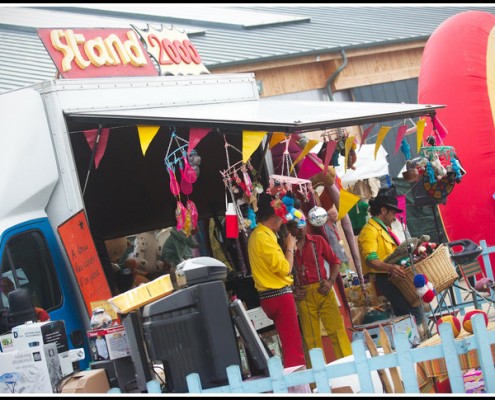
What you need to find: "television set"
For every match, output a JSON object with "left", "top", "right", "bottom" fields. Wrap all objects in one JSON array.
[{"left": 141, "top": 280, "right": 241, "bottom": 393}]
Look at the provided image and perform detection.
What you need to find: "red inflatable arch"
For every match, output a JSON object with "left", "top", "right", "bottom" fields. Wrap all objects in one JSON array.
[{"left": 418, "top": 10, "right": 495, "bottom": 275}]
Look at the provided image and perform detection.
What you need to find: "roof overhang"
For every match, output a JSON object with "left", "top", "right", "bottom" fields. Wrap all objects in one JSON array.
[{"left": 67, "top": 99, "right": 444, "bottom": 133}]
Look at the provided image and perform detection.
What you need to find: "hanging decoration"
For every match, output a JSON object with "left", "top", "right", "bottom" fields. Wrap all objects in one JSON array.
[
  {"left": 373, "top": 126, "right": 391, "bottom": 160},
  {"left": 187, "top": 127, "right": 212, "bottom": 155},
  {"left": 137, "top": 125, "right": 160, "bottom": 156},
  {"left": 163, "top": 128, "right": 199, "bottom": 236},
  {"left": 337, "top": 189, "right": 360, "bottom": 221},
  {"left": 83, "top": 127, "right": 110, "bottom": 169},
  {"left": 242, "top": 130, "right": 266, "bottom": 163},
  {"left": 220, "top": 134, "right": 259, "bottom": 237}
]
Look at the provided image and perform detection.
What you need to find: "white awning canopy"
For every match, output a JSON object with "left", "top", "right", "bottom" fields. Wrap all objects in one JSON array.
[{"left": 68, "top": 98, "right": 444, "bottom": 134}]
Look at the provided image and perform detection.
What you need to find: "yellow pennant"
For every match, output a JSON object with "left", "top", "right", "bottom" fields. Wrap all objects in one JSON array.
[
  {"left": 290, "top": 139, "right": 319, "bottom": 172},
  {"left": 416, "top": 119, "right": 426, "bottom": 153},
  {"left": 344, "top": 136, "right": 355, "bottom": 172},
  {"left": 338, "top": 188, "right": 360, "bottom": 221},
  {"left": 374, "top": 126, "right": 391, "bottom": 160},
  {"left": 242, "top": 131, "right": 266, "bottom": 163},
  {"left": 137, "top": 126, "right": 160, "bottom": 156},
  {"left": 269, "top": 132, "right": 288, "bottom": 149}
]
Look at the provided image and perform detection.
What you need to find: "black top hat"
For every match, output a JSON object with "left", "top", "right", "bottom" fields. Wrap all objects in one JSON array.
[{"left": 369, "top": 194, "right": 403, "bottom": 213}]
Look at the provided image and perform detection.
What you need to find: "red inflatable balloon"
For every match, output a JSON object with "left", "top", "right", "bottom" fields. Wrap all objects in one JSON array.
[{"left": 418, "top": 11, "right": 495, "bottom": 277}]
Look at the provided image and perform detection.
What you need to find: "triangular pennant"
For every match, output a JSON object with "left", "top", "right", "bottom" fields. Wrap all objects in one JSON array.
[
  {"left": 396, "top": 195, "right": 407, "bottom": 226},
  {"left": 359, "top": 123, "right": 376, "bottom": 150},
  {"left": 416, "top": 119, "right": 426, "bottom": 153},
  {"left": 188, "top": 127, "right": 212, "bottom": 155},
  {"left": 137, "top": 126, "right": 160, "bottom": 156},
  {"left": 83, "top": 127, "right": 110, "bottom": 169},
  {"left": 298, "top": 155, "right": 323, "bottom": 179},
  {"left": 242, "top": 131, "right": 266, "bottom": 163},
  {"left": 394, "top": 125, "right": 408, "bottom": 154},
  {"left": 344, "top": 136, "right": 355, "bottom": 173},
  {"left": 290, "top": 139, "right": 319, "bottom": 172},
  {"left": 323, "top": 140, "right": 337, "bottom": 175},
  {"left": 374, "top": 126, "right": 391, "bottom": 160},
  {"left": 338, "top": 188, "right": 360, "bottom": 221},
  {"left": 269, "top": 132, "right": 287, "bottom": 149},
  {"left": 432, "top": 115, "right": 448, "bottom": 139}
]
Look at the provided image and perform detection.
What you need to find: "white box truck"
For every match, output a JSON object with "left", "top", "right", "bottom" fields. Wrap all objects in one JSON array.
[{"left": 0, "top": 72, "right": 442, "bottom": 370}]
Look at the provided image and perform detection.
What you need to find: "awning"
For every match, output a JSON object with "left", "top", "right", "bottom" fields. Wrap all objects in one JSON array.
[{"left": 67, "top": 99, "right": 444, "bottom": 133}]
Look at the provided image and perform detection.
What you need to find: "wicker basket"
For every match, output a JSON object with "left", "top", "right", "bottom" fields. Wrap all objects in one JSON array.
[{"left": 389, "top": 244, "right": 458, "bottom": 307}]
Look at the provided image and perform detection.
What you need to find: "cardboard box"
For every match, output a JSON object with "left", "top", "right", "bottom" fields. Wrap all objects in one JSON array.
[
  {"left": 351, "top": 315, "right": 420, "bottom": 348},
  {"left": 11, "top": 320, "right": 72, "bottom": 376},
  {"left": 87, "top": 325, "right": 130, "bottom": 362},
  {"left": 60, "top": 369, "right": 110, "bottom": 393},
  {"left": 0, "top": 343, "right": 62, "bottom": 393}
]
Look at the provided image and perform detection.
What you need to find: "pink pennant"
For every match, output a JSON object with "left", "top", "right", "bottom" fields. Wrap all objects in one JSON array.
[
  {"left": 298, "top": 155, "right": 323, "bottom": 179},
  {"left": 396, "top": 195, "right": 407, "bottom": 227},
  {"left": 432, "top": 115, "right": 448, "bottom": 139},
  {"left": 188, "top": 128, "right": 212, "bottom": 155},
  {"left": 394, "top": 125, "right": 408, "bottom": 154},
  {"left": 359, "top": 123, "right": 376, "bottom": 150},
  {"left": 323, "top": 140, "right": 337, "bottom": 175},
  {"left": 83, "top": 127, "right": 110, "bottom": 169}
]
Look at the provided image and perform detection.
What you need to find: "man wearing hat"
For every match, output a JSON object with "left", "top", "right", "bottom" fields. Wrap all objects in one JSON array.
[
  {"left": 358, "top": 189, "right": 425, "bottom": 328},
  {"left": 247, "top": 191, "right": 306, "bottom": 369}
]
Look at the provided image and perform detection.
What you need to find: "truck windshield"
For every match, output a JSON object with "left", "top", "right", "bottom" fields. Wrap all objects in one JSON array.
[{"left": 1, "top": 230, "right": 62, "bottom": 311}]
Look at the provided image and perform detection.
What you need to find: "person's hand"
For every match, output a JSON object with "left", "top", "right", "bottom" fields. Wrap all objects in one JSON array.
[
  {"left": 293, "top": 286, "right": 306, "bottom": 301},
  {"left": 389, "top": 264, "right": 406, "bottom": 279},
  {"left": 327, "top": 207, "right": 338, "bottom": 223},
  {"left": 318, "top": 279, "right": 331, "bottom": 296}
]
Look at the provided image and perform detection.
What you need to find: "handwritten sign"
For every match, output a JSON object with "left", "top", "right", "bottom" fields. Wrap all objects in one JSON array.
[{"left": 57, "top": 210, "right": 113, "bottom": 316}]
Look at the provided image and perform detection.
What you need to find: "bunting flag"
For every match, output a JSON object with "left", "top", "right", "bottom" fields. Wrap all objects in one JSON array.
[
  {"left": 396, "top": 194, "right": 407, "bottom": 226},
  {"left": 269, "top": 132, "right": 287, "bottom": 149},
  {"left": 344, "top": 136, "right": 355, "bottom": 172},
  {"left": 394, "top": 125, "right": 408, "bottom": 154},
  {"left": 188, "top": 127, "right": 212, "bottom": 155},
  {"left": 374, "top": 126, "right": 391, "bottom": 160},
  {"left": 290, "top": 139, "right": 319, "bottom": 172},
  {"left": 83, "top": 127, "right": 110, "bottom": 169},
  {"left": 338, "top": 188, "right": 360, "bottom": 221},
  {"left": 359, "top": 123, "right": 376, "bottom": 150},
  {"left": 416, "top": 119, "right": 426, "bottom": 152},
  {"left": 298, "top": 155, "right": 323, "bottom": 179},
  {"left": 432, "top": 115, "right": 448, "bottom": 139},
  {"left": 242, "top": 130, "right": 266, "bottom": 163},
  {"left": 137, "top": 126, "right": 160, "bottom": 156},
  {"left": 323, "top": 140, "right": 337, "bottom": 174}
]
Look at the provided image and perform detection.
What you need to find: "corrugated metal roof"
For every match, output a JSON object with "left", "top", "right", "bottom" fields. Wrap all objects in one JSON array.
[{"left": 1, "top": 5, "right": 495, "bottom": 94}]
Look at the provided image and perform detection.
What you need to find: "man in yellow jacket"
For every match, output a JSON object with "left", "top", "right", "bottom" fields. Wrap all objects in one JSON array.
[{"left": 358, "top": 190, "right": 425, "bottom": 328}]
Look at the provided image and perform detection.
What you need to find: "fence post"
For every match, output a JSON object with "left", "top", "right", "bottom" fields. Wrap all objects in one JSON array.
[
  {"left": 267, "top": 356, "right": 288, "bottom": 393},
  {"left": 438, "top": 322, "right": 464, "bottom": 392},
  {"left": 308, "top": 347, "right": 331, "bottom": 393},
  {"left": 480, "top": 239, "right": 494, "bottom": 281},
  {"left": 352, "top": 339, "right": 375, "bottom": 393},
  {"left": 394, "top": 332, "right": 420, "bottom": 393},
  {"left": 225, "top": 365, "right": 243, "bottom": 393},
  {"left": 472, "top": 313, "right": 495, "bottom": 392},
  {"left": 186, "top": 372, "right": 203, "bottom": 393}
]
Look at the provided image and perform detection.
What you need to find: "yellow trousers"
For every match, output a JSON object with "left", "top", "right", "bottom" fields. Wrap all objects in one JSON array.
[{"left": 296, "top": 282, "right": 352, "bottom": 366}]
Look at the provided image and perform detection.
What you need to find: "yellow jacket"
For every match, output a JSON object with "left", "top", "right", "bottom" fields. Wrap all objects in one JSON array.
[{"left": 358, "top": 217, "right": 397, "bottom": 275}]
